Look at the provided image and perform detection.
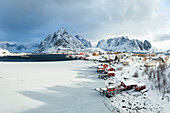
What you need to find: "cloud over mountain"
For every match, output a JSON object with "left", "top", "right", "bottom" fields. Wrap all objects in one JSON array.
[{"left": 0, "top": 0, "right": 169, "bottom": 44}]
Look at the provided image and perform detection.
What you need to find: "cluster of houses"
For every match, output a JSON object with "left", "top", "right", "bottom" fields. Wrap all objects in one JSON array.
[
  {"left": 97, "top": 63, "right": 115, "bottom": 79},
  {"left": 68, "top": 51, "right": 170, "bottom": 67},
  {"left": 68, "top": 51, "right": 170, "bottom": 97},
  {"left": 104, "top": 80, "right": 146, "bottom": 94},
  {"left": 68, "top": 51, "right": 170, "bottom": 98},
  {"left": 95, "top": 61, "right": 146, "bottom": 97}
]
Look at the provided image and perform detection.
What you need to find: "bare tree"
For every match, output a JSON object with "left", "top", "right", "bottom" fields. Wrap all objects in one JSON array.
[{"left": 145, "top": 62, "right": 170, "bottom": 95}]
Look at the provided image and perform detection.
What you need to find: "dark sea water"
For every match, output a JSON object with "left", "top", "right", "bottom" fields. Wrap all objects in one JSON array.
[{"left": 0, "top": 54, "right": 76, "bottom": 62}]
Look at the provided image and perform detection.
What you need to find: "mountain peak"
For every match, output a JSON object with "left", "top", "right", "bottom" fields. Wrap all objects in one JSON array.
[
  {"left": 120, "top": 36, "right": 128, "bottom": 39},
  {"left": 36, "top": 28, "right": 86, "bottom": 53},
  {"left": 57, "top": 27, "right": 67, "bottom": 35}
]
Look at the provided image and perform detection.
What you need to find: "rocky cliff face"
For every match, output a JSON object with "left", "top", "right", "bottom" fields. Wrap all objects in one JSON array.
[{"left": 96, "top": 36, "right": 152, "bottom": 52}]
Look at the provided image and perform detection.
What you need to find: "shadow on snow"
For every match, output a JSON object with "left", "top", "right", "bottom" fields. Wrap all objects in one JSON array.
[{"left": 18, "top": 65, "right": 108, "bottom": 113}]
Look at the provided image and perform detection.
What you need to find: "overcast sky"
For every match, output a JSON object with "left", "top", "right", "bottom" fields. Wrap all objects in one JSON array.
[{"left": 0, "top": 0, "right": 170, "bottom": 50}]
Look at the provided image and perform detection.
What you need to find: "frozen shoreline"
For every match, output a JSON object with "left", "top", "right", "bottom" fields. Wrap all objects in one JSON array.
[{"left": 0, "top": 61, "right": 111, "bottom": 113}]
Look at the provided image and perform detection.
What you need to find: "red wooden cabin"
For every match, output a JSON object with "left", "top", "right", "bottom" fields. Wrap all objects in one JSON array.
[
  {"left": 121, "top": 80, "right": 137, "bottom": 89},
  {"left": 105, "top": 65, "right": 115, "bottom": 73},
  {"left": 106, "top": 86, "right": 115, "bottom": 92},
  {"left": 135, "top": 83, "right": 146, "bottom": 91},
  {"left": 97, "top": 66, "right": 104, "bottom": 72},
  {"left": 107, "top": 71, "right": 115, "bottom": 77},
  {"left": 108, "top": 68, "right": 115, "bottom": 71},
  {"left": 106, "top": 85, "right": 126, "bottom": 93}
]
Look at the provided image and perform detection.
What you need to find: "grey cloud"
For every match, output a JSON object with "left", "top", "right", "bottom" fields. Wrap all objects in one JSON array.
[
  {"left": 154, "top": 34, "right": 170, "bottom": 42},
  {"left": 0, "top": 0, "right": 169, "bottom": 43}
]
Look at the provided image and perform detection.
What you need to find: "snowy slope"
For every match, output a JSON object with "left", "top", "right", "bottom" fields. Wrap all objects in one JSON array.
[
  {"left": 96, "top": 36, "right": 152, "bottom": 52},
  {"left": 0, "top": 48, "right": 11, "bottom": 55},
  {"left": 0, "top": 42, "right": 38, "bottom": 53},
  {"left": 37, "top": 28, "right": 85, "bottom": 53},
  {"left": 75, "top": 35, "right": 92, "bottom": 48}
]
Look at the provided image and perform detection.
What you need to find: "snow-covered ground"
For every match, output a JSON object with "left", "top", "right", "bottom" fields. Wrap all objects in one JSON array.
[
  {"left": 0, "top": 61, "right": 111, "bottom": 113},
  {"left": 104, "top": 62, "right": 170, "bottom": 113}
]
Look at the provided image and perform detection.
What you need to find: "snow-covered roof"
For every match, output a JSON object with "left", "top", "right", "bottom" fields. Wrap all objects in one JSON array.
[
  {"left": 136, "top": 82, "right": 146, "bottom": 87},
  {"left": 122, "top": 80, "right": 146, "bottom": 87},
  {"left": 101, "top": 88, "right": 107, "bottom": 91},
  {"left": 107, "top": 85, "right": 116, "bottom": 89},
  {"left": 98, "top": 66, "right": 103, "bottom": 68},
  {"left": 122, "top": 80, "right": 137, "bottom": 86},
  {"left": 108, "top": 71, "right": 115, "bottom": 73},
  {"left": 106, "top": 65, "right": 114, "bottom": 70}
]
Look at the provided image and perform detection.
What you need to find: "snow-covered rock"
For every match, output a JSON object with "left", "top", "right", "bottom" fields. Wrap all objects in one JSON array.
[
  {"left": 0, "top": 48, "right": 11, "bottom": 55},
  {"left": 37, "top": 28, "right": 85, "bottom": 53},
  {"left": 75, "top": 35, "right": 92, "bottom": 48},
  {"left": 0, "top": 42, "right": 38, "bottom": 53},
  {"left": 96, "top": 36, "right": 152, "bottom": 52}
]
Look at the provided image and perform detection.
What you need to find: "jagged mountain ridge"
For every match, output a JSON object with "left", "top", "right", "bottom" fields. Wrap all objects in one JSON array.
[
  {"left": 0, "top": 28, "right": 154, "bottom": 53},
  {"left": 75, "top": 35, "right": 92, "bottom": 48},
  {"left": 37, "top": 28, "right": 85, "bottom": 53},
  {"left": 96, "top": 36, "right": 152, "bottom": 52}
]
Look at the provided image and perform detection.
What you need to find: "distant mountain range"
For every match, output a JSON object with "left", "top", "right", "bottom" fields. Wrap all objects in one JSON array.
[
  {"left": 96, "top": 36, "right": 152, "bottom": 52},
  {"left": 0, "top": 42, "right": 38, "bottom": 53},
  {"left": 0, "top": 28, "right": 157, "bottom": 53},
  {"left": 0, "top": 28, "right": 92, "bottom": 53}
]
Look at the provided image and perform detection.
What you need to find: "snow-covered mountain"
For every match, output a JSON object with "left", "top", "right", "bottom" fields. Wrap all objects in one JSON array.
[
  {"left": 0, "top": 42, "right": 38, "bottom": 53},
  {"left": 37, "top": 28, "right": 85, "bottom": 53},
  {"left": 96, "top": 36, "right": 152, "bottom": 52},
  {"left": 75, "top": 35, "right": 92, "bottom": 48}
]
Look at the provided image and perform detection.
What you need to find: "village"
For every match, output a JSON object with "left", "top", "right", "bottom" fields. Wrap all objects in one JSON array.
[
  {"left": 0, "top": 48, "right": 170, "bottom": 112},
  {"left": 68, "top": 51, "right": 170, "bottom": 112}
]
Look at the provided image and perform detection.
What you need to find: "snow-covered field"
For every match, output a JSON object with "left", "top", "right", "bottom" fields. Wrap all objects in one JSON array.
[{"left": 0, "top": 61, "right": 111, "bottom": 113}]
